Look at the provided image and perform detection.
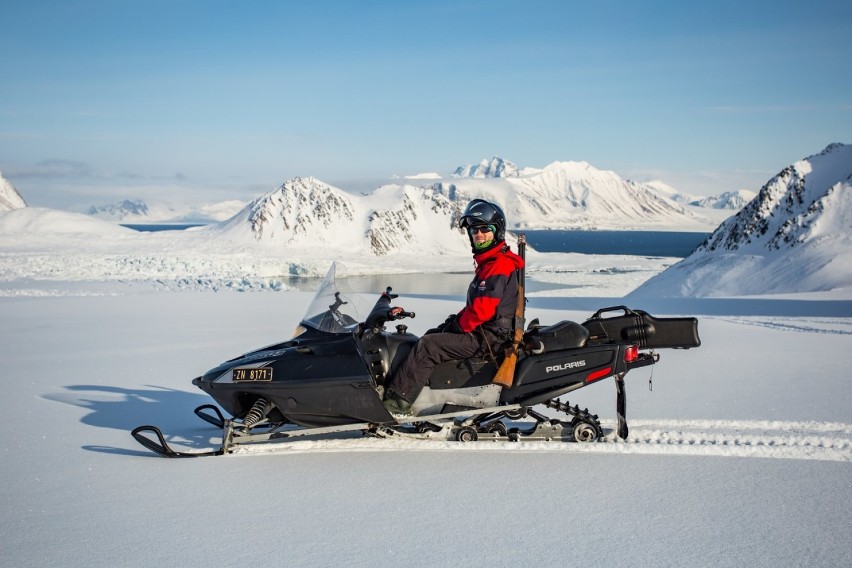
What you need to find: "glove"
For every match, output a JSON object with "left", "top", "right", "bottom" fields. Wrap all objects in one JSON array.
[
  {"left": 425, "top": 314, "right": 459, "bottom": 334},
  {"left": 388, "top": 307, "right": 405, "bottom": 320},
  {"left": 442, "top": 314, "right": 464, "bottom": 334},
  {"left": 426, "top": 313, "right": 452, "bottom": 333}
]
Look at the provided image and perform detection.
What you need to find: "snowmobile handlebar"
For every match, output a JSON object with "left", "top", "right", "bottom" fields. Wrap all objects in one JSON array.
[
  {"left": 389, "top": 307, "right": 415, "bottom": 320},
  {"left": 364, "top": 288, "right": 414, "bottom": 331},
  {"left": 383, "top": 288, "right": 415, "bottom": 317}
]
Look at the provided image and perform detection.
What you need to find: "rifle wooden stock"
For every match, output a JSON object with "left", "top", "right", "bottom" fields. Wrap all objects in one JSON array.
[{"left": 492, "top": 234, "right": 525, "bottom": 387}]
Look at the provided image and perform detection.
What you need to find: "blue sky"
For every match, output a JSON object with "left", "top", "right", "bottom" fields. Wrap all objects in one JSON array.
[{"left": 2, "top": 0, "right": 851, "bottom": 209}]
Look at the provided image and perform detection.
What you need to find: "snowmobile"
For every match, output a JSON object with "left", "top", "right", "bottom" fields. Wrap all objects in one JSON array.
[{"left": 132, "top": 263, "right": 701, "bottom": 457}]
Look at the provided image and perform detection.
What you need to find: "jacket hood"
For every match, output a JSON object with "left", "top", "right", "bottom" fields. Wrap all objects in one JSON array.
[{"left": 473, "top": 241, "right": 524, "bottom": 269}]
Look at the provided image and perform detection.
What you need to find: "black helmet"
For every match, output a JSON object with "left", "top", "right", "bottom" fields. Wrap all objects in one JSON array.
[
  {"left": 459, "top": 199, "right": 506, "bottom": 253},
  {"left": 459, "top": 199, "right": 506, "bottom": 242}
]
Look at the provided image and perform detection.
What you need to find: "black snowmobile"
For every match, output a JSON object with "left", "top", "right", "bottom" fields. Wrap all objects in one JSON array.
[{"left": 132, "top": 263, "right": 700, "bottom": 457}]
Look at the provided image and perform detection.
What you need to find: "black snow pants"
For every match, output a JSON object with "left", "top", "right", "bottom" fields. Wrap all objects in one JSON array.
[{"left": 387, "top": 328, "right": 506, "bottom": 403}]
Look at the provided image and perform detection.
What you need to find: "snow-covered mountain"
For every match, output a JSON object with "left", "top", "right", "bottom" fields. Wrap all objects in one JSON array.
[
  {"left": 87, "top": 198, "right": 246, "bottom": 223},
  {"left": 210, "top": 159, "right": 715, "bottom": 256},
  {"left": 435, "top": 159, "right": 704, "bottom": 230},
  {"left": 453, "top": 156, "right": 519, "bottom": 178},
  {"left": 195, "top": 200, "right": 248, "bottom": 222},
  {"left": 87, "top": 199, "right": 150, "bottom": 220},
  {"left": 79, "top": 156, "right": 726, "bottom": 234},
  {"left": 689, "top": 190, "right": 757, "bottom": 210},
  {"left": 212, "top": 176, "right": 468, "bottom": 256},
  {"left": 644, "top": 180, "right": 696, "bottom": 204},
  {"left": 629, "top": 143, "right": 852, "bottom": 297},
  {"left": 0, "top": 207, "right": 135, "bottom": 236},
  {"left": 642, "top": 181, "right": 750, "bottom": 226},
  {"left": 0, "top": 171, "right": 27, "bottom": 211}
]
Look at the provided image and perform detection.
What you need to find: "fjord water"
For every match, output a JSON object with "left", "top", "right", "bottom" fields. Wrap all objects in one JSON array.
[{"left": 523, "top": 230, "right": 709, "bottom": 257}]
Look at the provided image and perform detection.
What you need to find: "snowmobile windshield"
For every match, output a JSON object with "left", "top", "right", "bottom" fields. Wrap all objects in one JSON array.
[{"left": 297, "top": 263, "right": 372, "bottom": 335}]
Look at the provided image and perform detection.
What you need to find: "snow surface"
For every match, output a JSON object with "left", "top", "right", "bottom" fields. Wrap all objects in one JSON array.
[{"left": 2, "top": 283, "right": 851, "bottom": 567}]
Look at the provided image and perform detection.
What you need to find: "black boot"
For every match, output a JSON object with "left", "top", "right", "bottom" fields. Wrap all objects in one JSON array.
[{"left": 382, "top": 390, "right": 413, "bottom": 416}]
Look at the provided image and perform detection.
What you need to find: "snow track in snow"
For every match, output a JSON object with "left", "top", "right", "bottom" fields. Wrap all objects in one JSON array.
[
  {"left": 716, "top": 317, "right": 852, "bottom": 335},
  {"left": 597, "top": 419, "right": 852, "bottom": 462},
  {"left": 232, "top": 419, "right": 852, "bottom": 462}
]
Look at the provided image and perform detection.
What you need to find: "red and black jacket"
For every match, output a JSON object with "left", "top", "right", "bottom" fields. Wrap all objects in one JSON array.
[{"left": 456, "top": 242, "right": 525, "bottom": 334}]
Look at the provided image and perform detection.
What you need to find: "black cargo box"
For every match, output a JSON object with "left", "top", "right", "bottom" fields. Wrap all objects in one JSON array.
[{"left": 582, "top": 306, "right": 700, "bottom": 349}]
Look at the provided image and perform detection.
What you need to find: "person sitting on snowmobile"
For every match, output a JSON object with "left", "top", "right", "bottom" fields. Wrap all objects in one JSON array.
[{"left": 382, "top": 199, "right": 525, "bottom": 415}]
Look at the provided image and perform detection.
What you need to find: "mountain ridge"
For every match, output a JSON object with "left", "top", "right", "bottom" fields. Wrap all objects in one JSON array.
[
  {"left": 629, "top": 143, "right": 852, "bottom": 297},
  {"left": 72, "top": 156, "right": 738, "bottom": 230},
  {"left": 203, "top": 157, "right": 733, "bottom": 257}
]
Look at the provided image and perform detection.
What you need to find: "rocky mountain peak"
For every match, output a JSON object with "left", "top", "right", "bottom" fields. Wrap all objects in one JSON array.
[
  {"left": 243, "top": 176, "right": 356, "bottom": 241},
  {"left": 87, "top": 199, "right": 149, "bottom": 220},
  {"left": 698, "top": 143, "right": 852, "bottom": 253},
  {"left": 689, "top": 190, "right": 757, "bottom": 210},
  {"left": 452, "top": 156, "right": 519, "bottom": 178},
  {"left": 0, "top": 171, "right": 27, "bottom": 211},
  {"left": 630, "top": 143, "right": 852, "bottom": 297},
  {"left": 219, "top": 177, "right": 465, "bottom": 256}
]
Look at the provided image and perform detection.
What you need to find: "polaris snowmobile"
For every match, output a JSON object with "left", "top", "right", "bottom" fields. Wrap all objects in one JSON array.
[{"left": 132, "top": 263, "right": 701, "bottom": 457}]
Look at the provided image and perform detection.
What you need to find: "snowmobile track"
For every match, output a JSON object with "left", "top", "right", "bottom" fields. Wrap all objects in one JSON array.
[
  {"left": 228, "top": 419, "right": 852, "bottom": 462},
  {"left": 595, "top": 419, "right": 852, "bottom": 462}
]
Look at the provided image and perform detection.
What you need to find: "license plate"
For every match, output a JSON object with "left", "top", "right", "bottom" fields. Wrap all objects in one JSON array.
[{"left": 232, "top": 367, "right": 273, "bottom": 382}]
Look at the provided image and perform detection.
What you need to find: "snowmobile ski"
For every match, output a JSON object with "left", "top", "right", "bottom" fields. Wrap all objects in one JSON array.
[{"left": 131, "top": 425, "right": 225, "bottom": 458}]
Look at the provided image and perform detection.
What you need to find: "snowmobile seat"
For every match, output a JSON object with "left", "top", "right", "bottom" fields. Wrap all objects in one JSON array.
[{"left": 524, "top": 320, "right": 589, "bottom": 353}]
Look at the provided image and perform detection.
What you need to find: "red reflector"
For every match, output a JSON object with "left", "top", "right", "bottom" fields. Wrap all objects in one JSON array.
[
  {"left": 624, "top": 345, "right": 639, "bottom": 362},
  {"left": 586, "top": 367, "right": 612, "bottom": 383}
]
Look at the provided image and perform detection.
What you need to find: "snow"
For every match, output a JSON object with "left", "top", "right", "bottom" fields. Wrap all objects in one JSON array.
[
  {"left": 2, "top": 285, "right": 851, "bottom": 567},
  {"left": 452, "top": 156, "right": 520, "bottom": 178},
  {"left": 1, "top": 145, "right": 851, "bottom": 566},
  {"left": 432, "top": 159, "right": 719, "bottom": 231},
  {"left": 689, "top": 189, "right": 757, "bottom": 210}
]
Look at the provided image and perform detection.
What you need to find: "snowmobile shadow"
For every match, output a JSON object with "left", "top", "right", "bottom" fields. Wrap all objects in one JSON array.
[{"left": 43, "top": 384, "right": 220, "bottom": 456}]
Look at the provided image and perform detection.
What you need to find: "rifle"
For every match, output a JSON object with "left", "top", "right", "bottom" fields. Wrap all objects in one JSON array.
[{"left": 492, "top": 233, "right": 526, "bottom": 387}]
